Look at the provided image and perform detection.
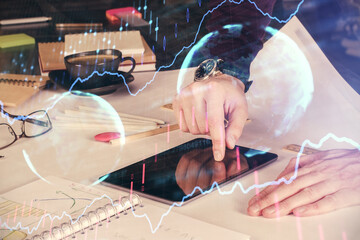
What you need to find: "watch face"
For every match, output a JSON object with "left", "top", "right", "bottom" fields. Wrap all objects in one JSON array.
[
  {"left": 204, "top": 59, "right": 216, "bottom": 74},
  {"left": 194, "top": 59, "right": 217, "bottom": 81}
]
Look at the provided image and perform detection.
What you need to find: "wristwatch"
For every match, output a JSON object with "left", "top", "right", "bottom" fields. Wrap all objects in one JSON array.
[{"left": 194, "top": 58, "right": 253, "bottom": 93}]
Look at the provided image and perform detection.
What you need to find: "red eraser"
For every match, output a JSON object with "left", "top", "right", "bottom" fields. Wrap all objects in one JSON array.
[
  {"left": 95, "top": 132, "right": 121, "bottom": 142},
  {"left": 106, "top": 7, "right": 142, "bottom": 24}
]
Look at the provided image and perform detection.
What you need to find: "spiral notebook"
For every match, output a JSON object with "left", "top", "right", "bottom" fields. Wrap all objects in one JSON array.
[
  {"left": 0, "top": 176, "right": 249, "bottom": 240},
  {"left": 0, "top": 74, "right": 49, "bottom": 107}
]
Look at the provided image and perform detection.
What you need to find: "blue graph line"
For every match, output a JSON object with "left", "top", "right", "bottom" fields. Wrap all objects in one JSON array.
[
  {"left": 1, "top": 0, "right": 304, "bottom": 126},
  {"left": 66, "top": 0, "right": 304, "bottom": 97},
  {"left": 1, "top": 133, "right": 359, "bottom": 234},
  {"left": 1, "top": 0, "right": 310, "bottom": 232},
  {"left": 248, "top": 0, "right": 304, "bottom": 23}
]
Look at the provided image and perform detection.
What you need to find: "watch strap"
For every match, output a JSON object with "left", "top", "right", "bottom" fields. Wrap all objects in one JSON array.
[{"left": 217, "top": 60, "right": 253, "bottom": 93}]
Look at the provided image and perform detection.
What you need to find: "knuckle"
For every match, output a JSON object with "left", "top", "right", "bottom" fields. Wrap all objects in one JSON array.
[
  {"left": 338, "top": 171, "right": 350, "bottom": 182},
  {"left": 279, "top": 200, "right": 290, "bottom": 212},
  {"left": 198, "top": 128, "right": 207, "bottom": 135},
  {"left": 189, "top": 128, "right": 200, "bottom": 135},
  {"left": 309, "top": 170, "right": 323, "bottom": 179},
  {"left": 212, "top": 139, "right": 224, "bottom": 147},
  {"left": 312, "top": 202, "right": 320, "bottom": 211},
  {"left": 324, "top": 194, "right": 337, "bottom": 207},
  {"left": 260, "top": 195, "right": 274, "bottom": 208},
  {"left": 207, "top": 115, "right": 222, "bottom": 126},
  {"left": 302, "top": 187, "right": 316, "bottom": 200}
]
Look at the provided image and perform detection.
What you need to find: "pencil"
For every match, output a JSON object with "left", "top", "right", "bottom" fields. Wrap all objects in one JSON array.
[
  {"left": 55, "top": 115, "right": 160, "bottom": 126},
  {"left": 110, "top": 124, "right": 179, "bottom": 144},
  {"left": 55, "top": 122, "right": 160, "bottom": 131},
  {"left": 78, "top": 106, "right": 166, "bottom": 125}
]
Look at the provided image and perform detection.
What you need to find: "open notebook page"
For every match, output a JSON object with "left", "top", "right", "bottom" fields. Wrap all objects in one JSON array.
[{"left": 0, "top": 176, "right": 249, "bottom": 240}]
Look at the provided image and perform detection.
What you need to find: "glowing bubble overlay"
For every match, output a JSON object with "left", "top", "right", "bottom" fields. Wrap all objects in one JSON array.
[
  {"left": 4, "top": 91, "right": 126, "bottom": 187},
  {"left": 177, "top": 24, "right": 314, "bottom": 139},
  {"left": 248, "top": 26, "right": 314, "bottom": 138},
  {"left": 1, "top": 0, "right": 305, "bottom": 125}
]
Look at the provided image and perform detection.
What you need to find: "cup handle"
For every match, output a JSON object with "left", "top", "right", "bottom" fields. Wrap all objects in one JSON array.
[{"left": 121, "top": 57, "right": 136, "bottom": 77}]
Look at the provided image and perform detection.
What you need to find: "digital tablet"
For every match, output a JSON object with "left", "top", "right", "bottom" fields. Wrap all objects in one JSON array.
[{"left": 100, "top": 138, "right": 278, "bottom": 205}]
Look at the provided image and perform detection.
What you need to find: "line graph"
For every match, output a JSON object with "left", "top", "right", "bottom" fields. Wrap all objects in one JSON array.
[
  {"left": 0, "top": 0, "right": 305, "bottom": 125},
  {"left": 67, "top": 0, "right": 305, "bottom": 97},
  {"left": 0, "top": 0, "right": 330, "bottom": 236},
  {"left": 1, "top": 133, "right": 359, "bottom": 235}
]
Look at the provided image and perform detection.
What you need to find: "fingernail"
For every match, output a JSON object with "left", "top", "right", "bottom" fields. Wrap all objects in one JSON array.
[
  {"left": 227, "top": 136, "right": 235, "bottom": 149},
  {"left": 264, "top": 206, "right": 275, "bottom": 214},
  {"left": 294, "top": 206, "right": 306, "bottom": 216},
  {"left": 214, "top": 151, "right": 222, "bottom": 161},
  {"left": 248, "top": 204, "right": 260, "bottom": 213}
]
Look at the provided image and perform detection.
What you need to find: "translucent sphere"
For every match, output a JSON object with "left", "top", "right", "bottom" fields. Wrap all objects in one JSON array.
[
  {"left": 177, "top": 24, "right": 314, "bottom": 142},
  {"left": 22, "top": 91, "right": 125, "bottom": 186}
]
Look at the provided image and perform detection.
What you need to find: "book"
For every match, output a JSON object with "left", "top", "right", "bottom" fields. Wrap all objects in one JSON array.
[
  {"left": 64, "top": 30, "right": 145, "bottom": 56},
  {"left": 118, "top": 36, "right": 156, "bottom": 72},
  {"left": 0, "top": 74, "right": 48, "bottom": 107},
  {"left": 0, "top": 176, "right": 250, "bottom": 240},
  {"left": 38, "top": 37, "right": 155, "bottom": 75},
  {"left": 38, "top": 42, "right": 66, "bottom": 74}
]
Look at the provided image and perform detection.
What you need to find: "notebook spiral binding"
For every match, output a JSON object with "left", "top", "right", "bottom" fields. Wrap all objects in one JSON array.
[
  {"left": 28, "top": 194, "right": 143, "bottom": 240},
  {"left": 0, "top": 79, "right": 38, "bottom": 87}
]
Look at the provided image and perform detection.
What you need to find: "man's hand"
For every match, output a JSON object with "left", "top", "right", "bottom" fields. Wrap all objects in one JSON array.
[
  {"left": 247, "top": 149, "right": 360, "bottom": 218},
  {"left": 173, "top": 74, "right": 248, "bottom": 161}
]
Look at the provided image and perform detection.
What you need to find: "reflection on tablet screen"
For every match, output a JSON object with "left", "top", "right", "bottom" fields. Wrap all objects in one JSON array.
[{"left": 101, "top": 138, "right": 277, "bottom": 204}]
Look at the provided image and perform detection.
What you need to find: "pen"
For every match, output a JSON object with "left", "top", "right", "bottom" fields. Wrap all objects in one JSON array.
[
  {"left": 56, "top": 23, "right": 103, "bottom": 28},
  {"left": 0, "top": 17, "right": 52, "bottom": 26}
]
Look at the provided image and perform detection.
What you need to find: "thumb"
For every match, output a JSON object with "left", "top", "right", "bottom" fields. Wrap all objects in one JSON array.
[{"left": 225, "top": 105, "right": 247, "bottom": 149}]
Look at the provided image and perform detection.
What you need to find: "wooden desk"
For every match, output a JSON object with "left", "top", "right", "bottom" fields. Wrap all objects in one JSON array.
[{"left": 1, "top": 17, "right": 360, "bottom": 240}]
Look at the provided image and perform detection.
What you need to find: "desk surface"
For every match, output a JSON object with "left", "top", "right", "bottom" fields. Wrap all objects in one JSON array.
[{"left": 1, "top": 17, "right": 360, "bottom": 240}]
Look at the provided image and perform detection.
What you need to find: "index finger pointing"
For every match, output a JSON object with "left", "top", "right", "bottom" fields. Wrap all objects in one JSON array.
[{"left": 205, "top": 97, "right": 225, "bottom": 161}]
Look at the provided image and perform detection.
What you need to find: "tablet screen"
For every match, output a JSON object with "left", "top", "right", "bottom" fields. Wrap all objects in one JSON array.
[{"left": 100, "top": 138, "right": 277, "bottom": 204}]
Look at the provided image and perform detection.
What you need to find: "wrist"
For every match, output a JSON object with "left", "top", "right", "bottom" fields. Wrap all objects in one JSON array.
[{"left": 218, "top": 61, "right": 252, "bottom": 93}]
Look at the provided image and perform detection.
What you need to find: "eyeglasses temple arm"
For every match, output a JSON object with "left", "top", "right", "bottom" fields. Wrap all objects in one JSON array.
[{"left": 25, "top": 118, "right": 49, "bottom": 127}]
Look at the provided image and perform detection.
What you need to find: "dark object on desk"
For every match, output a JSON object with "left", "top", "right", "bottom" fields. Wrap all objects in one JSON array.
[
  {"left": 48, "top": 70, "right": 134, "bottom": 95},
  {"left": 55, "top": 23, "right": 103, "bottom": 33},
  {"left": 64, "top": 49, "right": 135, "bottom": 87},
  {"left": 101, "top": 138, "right": 278, "bottom": 205},
  {"left": 0, "top": 156, "right": 4, "bottom": 159}
]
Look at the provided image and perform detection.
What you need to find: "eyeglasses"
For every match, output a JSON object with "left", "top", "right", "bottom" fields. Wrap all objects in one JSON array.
[{"left": 0, "top": 109, "right": 52, "bottom": 150}]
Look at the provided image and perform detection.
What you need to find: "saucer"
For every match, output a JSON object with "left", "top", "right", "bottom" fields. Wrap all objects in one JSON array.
[{"left": 48, "top": 70, "right": 134, "bottom": 95}]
